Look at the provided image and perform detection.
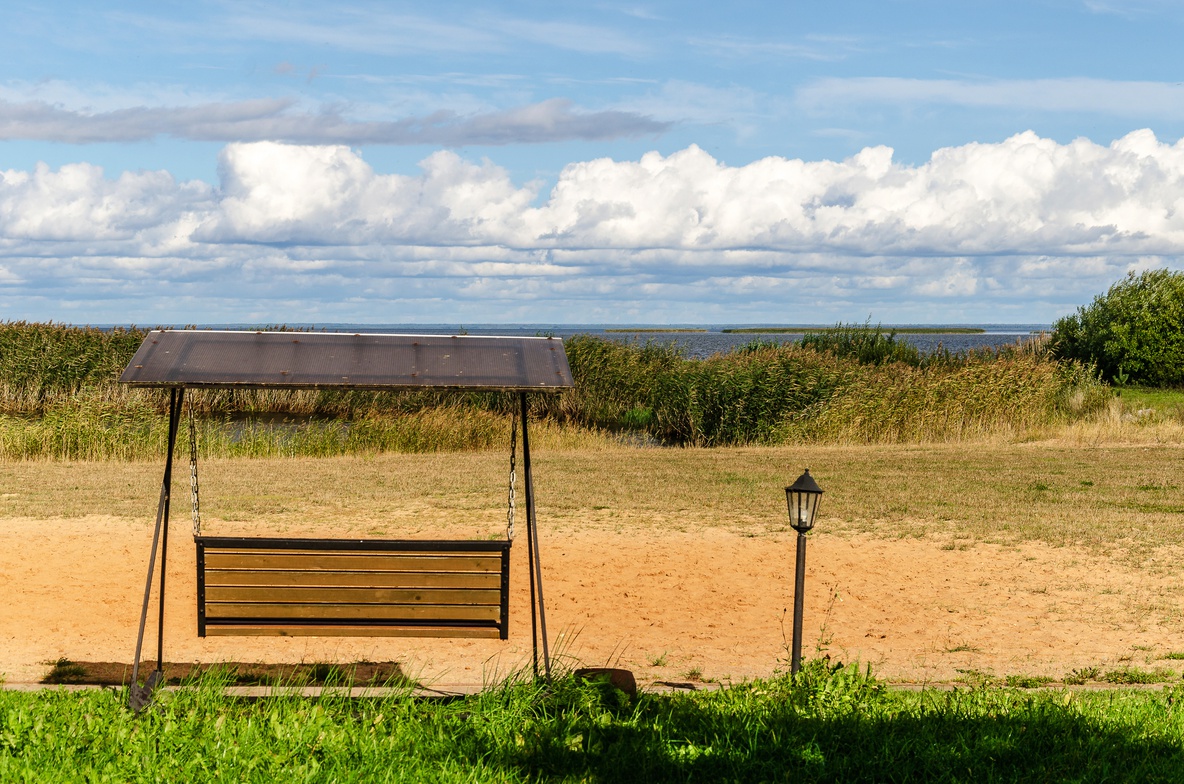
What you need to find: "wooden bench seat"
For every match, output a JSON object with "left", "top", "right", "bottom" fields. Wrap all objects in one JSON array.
[{"left": 195, "top": 536, "right": 511, "bottom": 639}]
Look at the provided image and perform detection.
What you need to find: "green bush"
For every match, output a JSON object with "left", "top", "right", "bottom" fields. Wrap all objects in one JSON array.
[{"left": 1051, "top": 269, "right": 1184, "bottom": 386}]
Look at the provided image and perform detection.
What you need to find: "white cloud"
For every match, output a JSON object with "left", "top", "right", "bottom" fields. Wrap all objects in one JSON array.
[
  {"left": 0, "top": 97, "right": 669, "bottom": 145},
  {"left": 1083, "top": 0, "right": 1184, "bottom": 18},
  {"left": 208, "top": 5, "right": 650, "bottom": 58},
  {"left": 687, "top": 35, "right": 850, "bottom": 62},
  {"left": 197, "top": 144, "right": 539, "bottom": 245},
  {"left": 798, "top": 77, "right": 1184, "bottom": 120},
  {"left": 916, "top": 260, "right": 980, "bottom": 297},
  {"left": 2, "top": 131, "right": 1184, "bottom": 322},
  {"left": 0, "top": 162, "right": 212, "bottom": 241},
  {"left": 614, "top": 80, "right": 774, "bottom": 138}
]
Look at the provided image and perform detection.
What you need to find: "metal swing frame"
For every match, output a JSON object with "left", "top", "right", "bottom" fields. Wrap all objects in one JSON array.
[{"left": 121, "top": 330, "right": 573, "bottom": 708}]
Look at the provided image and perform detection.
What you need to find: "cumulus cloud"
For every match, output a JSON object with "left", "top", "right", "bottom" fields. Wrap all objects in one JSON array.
[
  {"left": 196, "top": 144, "right": 538, "bottom": 245},
  {"left": 199, "top": 130, "right": 1184, "bottom": 256},
  {"left": 0, "top": 162, "right": 213, "bottom": 241},
  {"left": 2, "top": 130, "right": 1184, "bottom": 322},
  {"left": 0, "top": 97, "right": 669, "bottom": 145}
]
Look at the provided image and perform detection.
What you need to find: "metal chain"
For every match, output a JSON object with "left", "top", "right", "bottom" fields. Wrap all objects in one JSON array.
[
  {"left": 506, "top": 408, "right": 517, "bottom": 542},
  {"left": 188, "top": 401, "right": 201, "bottom": 537}
]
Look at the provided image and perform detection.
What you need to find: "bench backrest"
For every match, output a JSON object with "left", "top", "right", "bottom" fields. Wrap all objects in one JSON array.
[{"left": 196, "top": 536, "right": 511, "bottom": 639}]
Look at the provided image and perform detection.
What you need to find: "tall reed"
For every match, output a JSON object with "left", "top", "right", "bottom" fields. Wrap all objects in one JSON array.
[
  {"left": 792, "top": 353, "right": 1109, "bottom": 443},
  {"left": 0, "top": 321, "right": 1113, "bottom": 457},
  {"left": 798, "top": 321, "right": 933, "bottom": 366},
  {"left": 560, "top": 333, "right": 1109, "bottom": 446},
  {"left": 0, "top": 322, "right": 146, "bottom": 415}
]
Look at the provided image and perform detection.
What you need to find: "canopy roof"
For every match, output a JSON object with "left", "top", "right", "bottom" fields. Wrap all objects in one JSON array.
[{"left": 120, "top": 330, "right": 574, "bottom": 392}]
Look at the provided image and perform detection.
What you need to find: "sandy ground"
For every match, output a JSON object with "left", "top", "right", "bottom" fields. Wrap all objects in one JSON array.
[{"left": 4, "top": 514, "right": 1184, "bottom": 687}]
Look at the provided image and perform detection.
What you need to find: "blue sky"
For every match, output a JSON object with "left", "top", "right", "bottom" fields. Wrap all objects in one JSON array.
[{"left": 3, "top": 1, "right": 1184, "bottom": 325}]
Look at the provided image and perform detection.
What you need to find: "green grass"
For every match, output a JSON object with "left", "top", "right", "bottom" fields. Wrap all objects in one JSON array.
[
  {"left": 1114, "top": 386, "right": 1184, "bottom": 422},
  {"left": 5, "top": 663, "right": 1184, "bottom": 782}
]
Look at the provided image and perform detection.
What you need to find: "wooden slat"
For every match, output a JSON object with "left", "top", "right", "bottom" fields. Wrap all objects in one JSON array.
[
  {"left": 204, "top": 569, "right": 501, "bottom": 589},
  {"left": 204, "top": 552, "right": 503, "bottom": 572},
  {"left": 197, "top": 538, "right": 509, "bottom": 554},
  {"left": 206, "top": 546, "right": 504, "bottom": 557},
  {"left": 205, "top": 586, "right": 501, "bottom": 605},
  {"left": 205, "top": 603, "right": 501, "bottom": 621},
  {"left": 203, "top": 625, "right": 503, "bottom": 638}
]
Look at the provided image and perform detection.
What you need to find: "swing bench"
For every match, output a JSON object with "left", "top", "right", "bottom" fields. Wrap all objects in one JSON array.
[
  {"left": 120, "top": 330, "right": 573, "bottom": 707},
  {"left": 195, "top": 536, "right": 512, "bottom": 639}
]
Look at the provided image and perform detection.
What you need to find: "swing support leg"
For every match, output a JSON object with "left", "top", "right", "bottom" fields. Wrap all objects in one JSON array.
[
  {"left": 520, "top": 392, "right": 551, "bottom": 680},
  {"left": 129, "top": 388, "right": 183, "bottom": 711}
]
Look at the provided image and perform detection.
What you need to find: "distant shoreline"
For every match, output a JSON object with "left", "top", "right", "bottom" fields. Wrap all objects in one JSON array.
[
  {"left": 722, "top": 327, "right": 986, "bottom": 335},
  {"left": 603, "top": 328, "right": 708, "bottom": 333},
  {"left": 76, "top": 322, "right": 1045, "bottom": 335}
]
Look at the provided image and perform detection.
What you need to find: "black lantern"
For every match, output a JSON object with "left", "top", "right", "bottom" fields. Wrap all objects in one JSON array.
[
  {"left": 785, "top": 468, "right": 823, "bottom": 533},
  {"left": 785, "top": 468, "right": 823, "bottom": 676}
]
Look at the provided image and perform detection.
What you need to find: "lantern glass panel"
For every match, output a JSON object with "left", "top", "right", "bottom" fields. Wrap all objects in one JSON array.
[
  {"left": 804, "top": 492, "right": 819, "bottom": 528},
  {"left": 787, "top": 490, "right": 820, "bottom": 532}
]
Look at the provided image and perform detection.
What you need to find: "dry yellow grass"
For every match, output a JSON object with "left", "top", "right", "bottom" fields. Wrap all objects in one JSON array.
[
  {"left": 2, "top": 436, "right": 1181, "bottom": 557},
  {"left": 1045, "top": 397, "right": 1184, "bottom": 447}
]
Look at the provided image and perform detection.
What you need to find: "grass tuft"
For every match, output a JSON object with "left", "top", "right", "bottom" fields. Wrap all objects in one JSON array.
[
  {"left": 1100, "top": 667, "right": 1177, "bottom": 685},
  {"left": 1005, "top": 674, "right": 1056, "bottom": 689},
  {"left": 40, "top": 659, "right": 88, "bottom": 685}
]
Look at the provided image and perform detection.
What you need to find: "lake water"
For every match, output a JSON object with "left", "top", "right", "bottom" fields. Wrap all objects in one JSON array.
[{"left": 179, "top": 323, "right": 1051, "bottom": 359}]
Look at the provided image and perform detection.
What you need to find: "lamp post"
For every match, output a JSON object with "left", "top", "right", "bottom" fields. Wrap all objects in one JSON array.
[{"left": 786, "top": 468, "right": 823, "bottom": 676}]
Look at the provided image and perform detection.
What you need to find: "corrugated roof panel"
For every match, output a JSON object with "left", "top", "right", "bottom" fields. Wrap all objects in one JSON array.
[{"left": 119, "top": 330, "right": 574, "bottom": 391}]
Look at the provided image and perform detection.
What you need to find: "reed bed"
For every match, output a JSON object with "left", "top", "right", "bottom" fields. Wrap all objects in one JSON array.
[
  {"left": 794, "top": 352, "right": 1108, "bottom": 444},
  {"left": 0, "top": 402, "right": 610, "bottom": 462},
  {"left": 0, "top": 322, "right": 144, "bottom": 416},
  {"left": 0, "top": 321, "right": 1117, "bottom": 458},
  {"left": 560, "top": 334, "right": 1110, "bottom": 446}
]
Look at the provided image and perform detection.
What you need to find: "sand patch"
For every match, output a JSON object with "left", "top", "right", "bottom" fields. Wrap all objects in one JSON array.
[{"left": 4, "top": 515, "right": 1184, "bottom": 686}]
